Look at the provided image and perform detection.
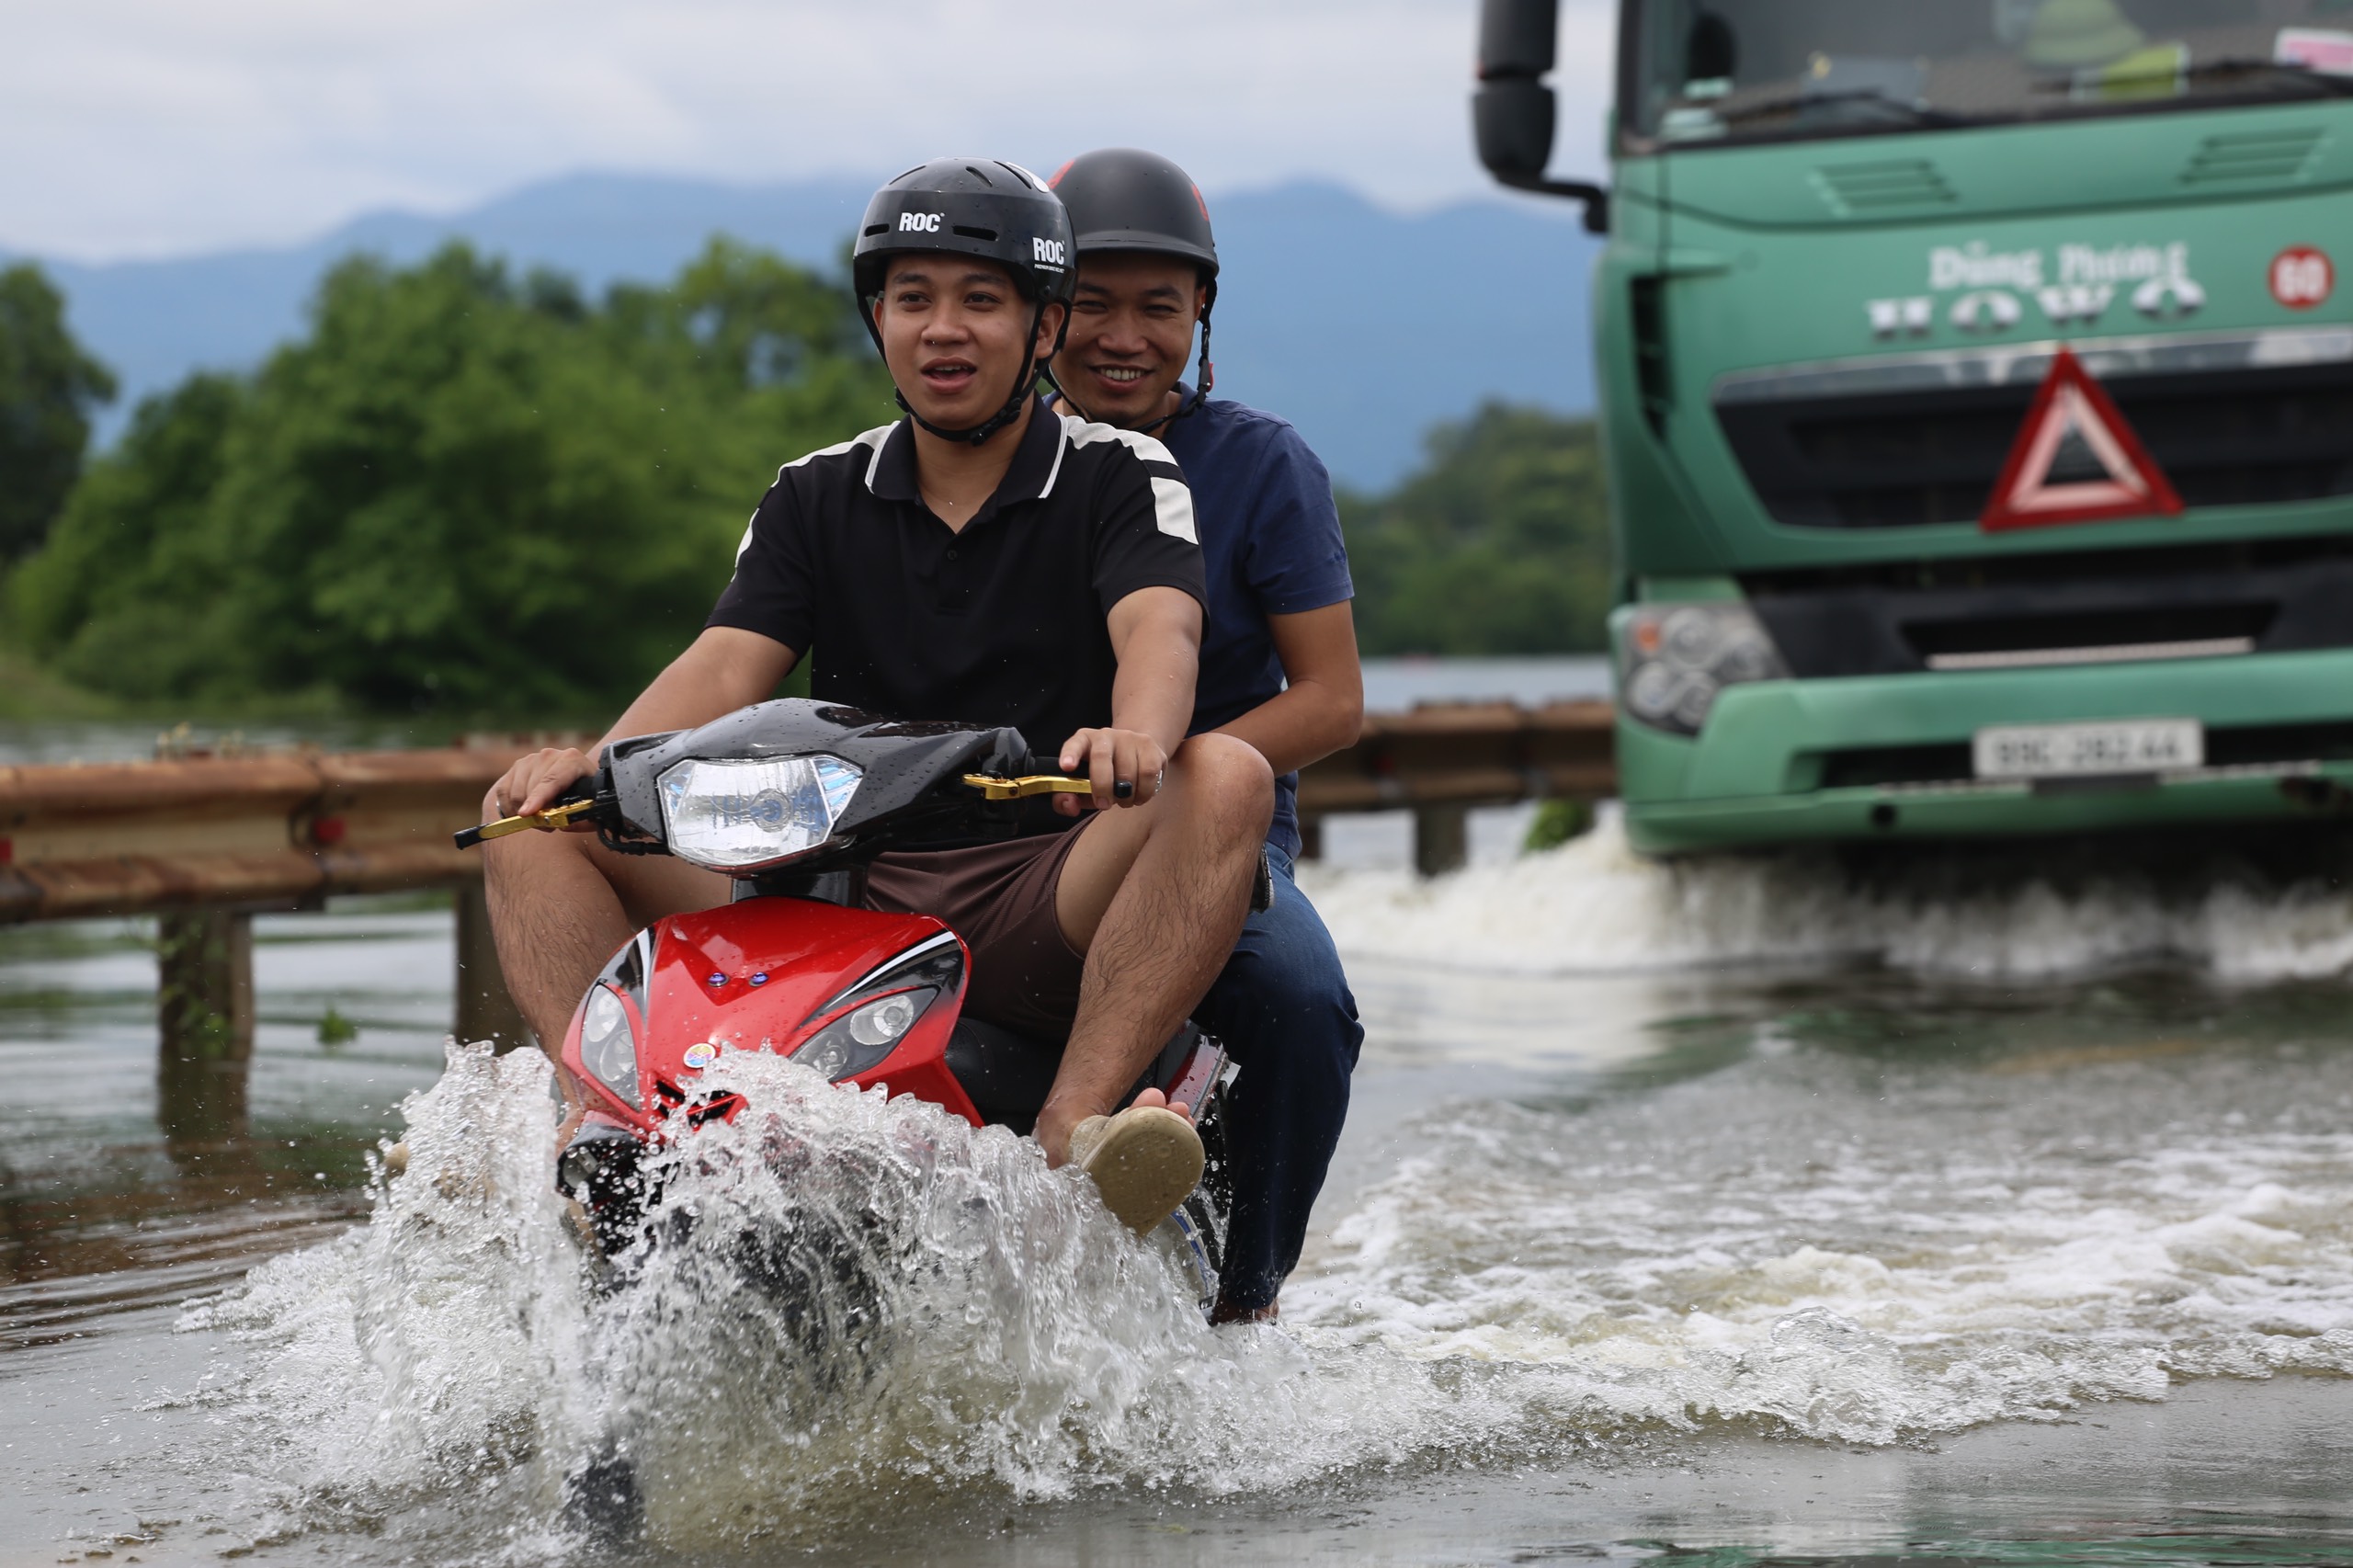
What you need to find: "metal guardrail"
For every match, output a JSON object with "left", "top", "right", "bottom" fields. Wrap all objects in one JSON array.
[
  {"left": 0, "top": 739, "right": 563, "bottom": 1066},
  {"left": 0, "top": 745, "right": 520, "bottom": 921},
  {"left": 0, "top": 704, "right": 1618, "bottom": 1068},
  {"left": 0, "top": 703, "right": 1618, "bottom": 923},
  {"left": 1298, "top": 699, "right": 1616, "bottom": 873}
]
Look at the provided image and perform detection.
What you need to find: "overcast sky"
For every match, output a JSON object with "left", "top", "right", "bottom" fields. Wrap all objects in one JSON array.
[{"left": 2, "top": 0, "right": 1618, "bottom": 262}]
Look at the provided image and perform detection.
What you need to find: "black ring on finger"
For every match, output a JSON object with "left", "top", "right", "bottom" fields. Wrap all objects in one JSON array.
[{"left": 1113, "top": 778, "right": 1135, "bottom": 801}]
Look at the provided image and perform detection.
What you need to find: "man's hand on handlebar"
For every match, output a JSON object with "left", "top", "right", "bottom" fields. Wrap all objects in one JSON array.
[
  {"left": 1053, "top": 727, "right": 1168, "bottom": 816},
  {"left": 483, "top": 746, "right": 598, "bottom": 827}
]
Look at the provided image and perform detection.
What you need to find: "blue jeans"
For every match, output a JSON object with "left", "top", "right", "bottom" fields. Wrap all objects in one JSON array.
[{"left": 1192, "top": 847, "right": 1363, "bottom": 1313}]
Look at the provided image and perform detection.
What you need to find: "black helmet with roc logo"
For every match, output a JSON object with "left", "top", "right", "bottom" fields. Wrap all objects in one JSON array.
[
  {"left": 1047, "top": 148, "right": 1221, "bottom": 431},
  {"left": 853, "top": 158, "right": 1077, "bottom": 445}
]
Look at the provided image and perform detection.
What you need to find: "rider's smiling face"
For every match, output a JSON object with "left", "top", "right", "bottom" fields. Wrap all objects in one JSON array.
[
  {"left": 876, "top": 255, "right": 1062, "bottom": 429},
  {"left": 1050, "top": 254, "right": 1206, "bottom": 428}
]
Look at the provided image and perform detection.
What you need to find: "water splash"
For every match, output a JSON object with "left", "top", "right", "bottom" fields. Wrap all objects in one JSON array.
[
  {"left": 182, "top": 1045, "right": 1483, "bottom": 1554},
  {"left": 177, "top": 998, "right": 2353, "bottom": 1551},
  {"left": 1305, "top": 812, "right": 2353, "bottom": 982}
]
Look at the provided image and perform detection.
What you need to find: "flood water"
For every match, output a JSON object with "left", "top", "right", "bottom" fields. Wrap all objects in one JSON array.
[{"left": 7, "top": 699, "right": 2353, "bottom": 1566}]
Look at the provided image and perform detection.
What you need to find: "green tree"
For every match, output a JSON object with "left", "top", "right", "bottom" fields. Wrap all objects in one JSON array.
[
  {"left": 1341, "top": 403, "right": 1612, "bottom": 655},
  {"left": 0, "top": 265, "right": 117, "bottom": 560},
  {"left": 17, "top": 240, "right": 892, "bottom": 716}
]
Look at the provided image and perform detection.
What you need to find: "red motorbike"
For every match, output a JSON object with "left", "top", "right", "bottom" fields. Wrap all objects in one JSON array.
[{"left": 460, "top": 699, "right": 1235, "bottom": 1300}]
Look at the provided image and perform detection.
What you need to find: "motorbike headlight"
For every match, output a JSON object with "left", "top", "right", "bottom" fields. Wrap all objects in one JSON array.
[
  {"left": 788, "top": 930, "right": 964, "bottom": 1082},
  {"left": 656, "top": 755, "right": 864, "bottom": 871},
  {"left": 1617, "top": 602, "right": 1789, "bottom": 736},
  {"left": 579, "top": 983, "right": 640, "bottom": 1108},
  {"left": 791, "top": 988, "right": 939, "bottom": 1082}
]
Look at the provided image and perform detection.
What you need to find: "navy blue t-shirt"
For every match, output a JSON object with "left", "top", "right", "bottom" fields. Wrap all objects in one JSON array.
[{"left": 1160, "top": 385, "right": 1355, "bottom": 858}]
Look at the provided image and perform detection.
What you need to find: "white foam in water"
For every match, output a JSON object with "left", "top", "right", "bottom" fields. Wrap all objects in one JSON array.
[
  {"left": 1287, "top": 1049, "right": 2353, "bottom": 1446},
  {"left": 1303, "top": 811, "right": 2353, "bottom": 982}
]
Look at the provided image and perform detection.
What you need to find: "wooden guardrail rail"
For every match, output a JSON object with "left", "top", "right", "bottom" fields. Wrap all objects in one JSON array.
[{"left": 0, "top": 702, "right": 1617, "bottom": 1073}]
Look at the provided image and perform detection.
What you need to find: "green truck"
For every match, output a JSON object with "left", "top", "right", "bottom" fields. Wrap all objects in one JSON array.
[{"left": 1475, "top": 0, "right": 2353, "bottom": 853}]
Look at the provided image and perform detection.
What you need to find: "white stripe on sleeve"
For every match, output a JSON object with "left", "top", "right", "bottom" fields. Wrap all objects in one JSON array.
[{"left": 1149, "top": 476, "right": 1197, "bottom": 544}]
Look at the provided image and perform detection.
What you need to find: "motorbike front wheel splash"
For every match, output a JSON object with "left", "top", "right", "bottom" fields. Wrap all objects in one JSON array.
[{"left": 1155, "top": 1191, "right": 1225, "bottom": 1315}]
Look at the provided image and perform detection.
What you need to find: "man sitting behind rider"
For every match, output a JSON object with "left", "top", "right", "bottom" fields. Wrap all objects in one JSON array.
[
  {"left": 1047, "top": 149, "right": 1365, "bottom": 1323},
  {"left": 482, "top": 158, "right": 1271, "bottom": 1221}
]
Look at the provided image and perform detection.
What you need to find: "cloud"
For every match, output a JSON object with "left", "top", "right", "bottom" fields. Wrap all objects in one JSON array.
[{"left": 0, "top": 0, "right": 1616, "bottom": 260}]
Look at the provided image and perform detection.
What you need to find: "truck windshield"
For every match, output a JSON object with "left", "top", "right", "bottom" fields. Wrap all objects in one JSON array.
[{"left": 1630, "top": 0, "right": 2353, "bottom": 146}]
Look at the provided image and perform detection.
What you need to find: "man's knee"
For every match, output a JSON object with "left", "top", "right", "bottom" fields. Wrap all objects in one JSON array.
[
  {"left": 1218, "top": 926, "right": 1344, "bottom": 1015},
  {"left": 1171, "top": 733, "right": 1274, "bottom": 839},
  {"left": 482, "top": 818, "right": 597, "bottom": 898},
  {"left": 483, "top": 821, "right": 723, "bottom": 928},
  {"left": 1210, "top": 947, "right": 1360, "bottom": 1065}
]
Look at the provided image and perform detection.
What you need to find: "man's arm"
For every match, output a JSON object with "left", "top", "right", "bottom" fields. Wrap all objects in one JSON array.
[
  {"left": 1054, "top": 585, "right": 1201, "bottom": 814},
  {"left": 603, "top": 628, "right": 800, "bottom": 754},
  {"left": 490, "top": 627, "right": 799, "bottom": 819},
  {"left": 1212, "top": 601, "right": 1363, "bottom": 777}
]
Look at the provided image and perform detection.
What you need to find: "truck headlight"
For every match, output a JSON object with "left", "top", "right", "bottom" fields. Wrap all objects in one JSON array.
[
  {"left": 1618, "top": 602, "right": 1788, "bottom": 736},
  {"left": 656, "top": 756, "right": 863, "bottom": 871}
]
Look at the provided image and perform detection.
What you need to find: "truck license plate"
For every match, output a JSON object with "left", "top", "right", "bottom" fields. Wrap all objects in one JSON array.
[{"left": 1972, "top": 719, "right": 2203, "bottom": 780}]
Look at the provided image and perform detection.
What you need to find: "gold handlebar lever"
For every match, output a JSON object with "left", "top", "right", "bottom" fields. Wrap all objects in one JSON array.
[
  {"left": 961, "top": 773, "right": 1096, "bottom": 801},
  {"left": 454, "top": 796, "right": 600, "bottom": 850}
]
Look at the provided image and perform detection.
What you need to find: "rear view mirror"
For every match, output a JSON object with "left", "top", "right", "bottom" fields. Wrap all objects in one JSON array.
[
  {"left": 1474, "top": 76, "right": 1559, "bottom": 182},
  {"left": 1472, "top": 0, "right": 1611, "bottom": 233}
]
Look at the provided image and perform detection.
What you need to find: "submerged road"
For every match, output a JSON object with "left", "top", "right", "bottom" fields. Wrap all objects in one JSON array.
[{"left": 6, "top": 809, "right": 2353, "bottom": 1566}]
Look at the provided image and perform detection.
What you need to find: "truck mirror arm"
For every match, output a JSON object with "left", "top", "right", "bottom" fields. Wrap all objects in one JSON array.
[{"left": 1489, "top": 172, "right": 1611, "bottom": 234}]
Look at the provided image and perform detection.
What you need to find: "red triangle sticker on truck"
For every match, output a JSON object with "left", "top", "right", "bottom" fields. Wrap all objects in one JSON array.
[{"left": 1979, "top": 347, "right": 2183, "bottom": 532}]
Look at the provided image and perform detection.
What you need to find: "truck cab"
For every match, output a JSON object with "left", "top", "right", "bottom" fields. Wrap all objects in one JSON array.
[{"left": 1479, "top": 0, "right": 2353, "bottom": 853}]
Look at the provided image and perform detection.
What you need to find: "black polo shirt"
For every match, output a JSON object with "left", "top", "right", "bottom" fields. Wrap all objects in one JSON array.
[{"left": 709, "top": 399, "right": 1206, "bottom": 812}]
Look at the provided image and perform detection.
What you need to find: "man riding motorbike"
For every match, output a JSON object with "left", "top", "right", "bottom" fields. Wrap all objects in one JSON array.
[
  {"left": 1045, "top": 149, "right": 1366, "bottom": 1324},
  {"left": 481, "top": 157, "right": 1272, "bottom": 1234}
]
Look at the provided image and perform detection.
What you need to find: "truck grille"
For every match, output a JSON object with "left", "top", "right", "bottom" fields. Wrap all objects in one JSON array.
[
  {"left": 1744, "top": 537, "right": 2353, "bottom": 680},
  {"left": 1713, "top": 329, "right": 2353, "bottom": 530}
]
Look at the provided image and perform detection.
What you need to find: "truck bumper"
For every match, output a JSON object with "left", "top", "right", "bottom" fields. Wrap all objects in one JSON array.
[{"left": 1620, "top": 649, "right": 2353, "bottom": 856}]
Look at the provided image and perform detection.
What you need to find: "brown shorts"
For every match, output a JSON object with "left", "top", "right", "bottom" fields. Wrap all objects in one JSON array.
[{"left": 864, "top": 821, "right": 1094, "bottom": 1043}]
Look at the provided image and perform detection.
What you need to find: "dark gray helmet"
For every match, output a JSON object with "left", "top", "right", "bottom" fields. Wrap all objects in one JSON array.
[
  {"left": 1048, "top": 148, "right": 1219, "bottom": 288},
  {"left": 1046, "top": 148, "right": 1221, "bottom": 430},
  {"left": 852, "top": 158, "right": 1076, "bottom": 445}
]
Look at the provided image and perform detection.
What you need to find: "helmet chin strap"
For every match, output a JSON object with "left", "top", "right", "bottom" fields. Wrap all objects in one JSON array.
[{"left": 897, "top": 301, "right": 1050, "bottom": 448}]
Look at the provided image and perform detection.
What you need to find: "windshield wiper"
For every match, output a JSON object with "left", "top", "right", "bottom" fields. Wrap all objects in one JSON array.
[
  {"left": 2031, "top": 56, "right": 2353, "bottom": 97},
  {"left": 1711, "top": 89, "right": 1977, "bottom": 130},
  {"left": 2178, "top": 57, "right": 2353, "bottom": 97}
]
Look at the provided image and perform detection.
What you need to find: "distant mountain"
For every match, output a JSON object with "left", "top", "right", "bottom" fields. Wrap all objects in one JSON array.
[{"left": 21, "top": 172, "right": 1602, "bottom": 490}]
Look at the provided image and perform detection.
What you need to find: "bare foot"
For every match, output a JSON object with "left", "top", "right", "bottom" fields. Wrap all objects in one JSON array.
[
  {"left": 1066, "top": 1098, "right": 1205, "bottom": 1233},
  {"left": 1039, "top": 1085, "right": 1192, "bottom": 1169},
  {"left": 1126, "top": 1085, "right": 1194, "bottom": 1122}
]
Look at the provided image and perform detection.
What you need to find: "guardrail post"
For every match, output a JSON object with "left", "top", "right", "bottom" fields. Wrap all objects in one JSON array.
[
  {"left": 455, "top": 881, "right": 533, "bottom": 1052},
  {"left": 157, "top": 910, "right": 255, "bottom": 1140},
  {"left": 1413, "top": 804, "right": 1469, "bottom": 877}
]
